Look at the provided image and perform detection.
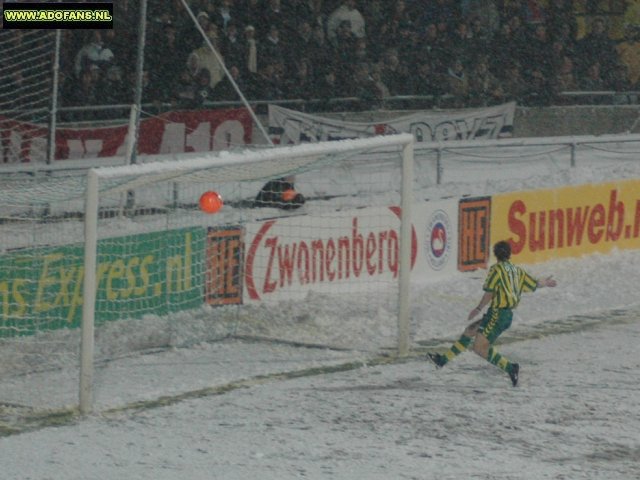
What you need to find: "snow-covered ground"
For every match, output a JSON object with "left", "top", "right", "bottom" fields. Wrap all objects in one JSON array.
[
  {"left": 1, "top": 301, "right": 639, "bottom": 480},
  {"left": 1, "top": 139, "right": 640, "bottom": 479}
]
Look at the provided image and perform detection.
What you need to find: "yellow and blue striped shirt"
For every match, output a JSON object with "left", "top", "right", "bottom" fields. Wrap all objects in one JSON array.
[{"left": 483, "top": 261, "right": 538, "bottom": 309}]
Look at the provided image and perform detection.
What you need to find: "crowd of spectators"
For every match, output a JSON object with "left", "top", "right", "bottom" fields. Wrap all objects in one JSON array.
[{"left": 4, "top": 0, "right": 640, "bottom": 118}]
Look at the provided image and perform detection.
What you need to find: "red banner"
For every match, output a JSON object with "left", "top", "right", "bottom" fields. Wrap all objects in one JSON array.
[{"left": 0, "top": 108, "right": 253, "bottom": 163}]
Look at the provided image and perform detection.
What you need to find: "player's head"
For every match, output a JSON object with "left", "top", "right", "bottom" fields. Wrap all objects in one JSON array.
[{"left": 493, "top": 240, "right": 511, "bottom": 262}]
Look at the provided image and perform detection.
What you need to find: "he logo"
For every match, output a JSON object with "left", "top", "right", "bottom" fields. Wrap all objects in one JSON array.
[
  {"left": 205, "top": 227, "right": 244, "bottom": 306},
  {"left": 458, "top": 197, "right": 491, "bottom": 271}
]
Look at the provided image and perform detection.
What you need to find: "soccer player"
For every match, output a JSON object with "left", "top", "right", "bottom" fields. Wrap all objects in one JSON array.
[{"left": 428, "top": 240, "right": 557, "bottom": 386}]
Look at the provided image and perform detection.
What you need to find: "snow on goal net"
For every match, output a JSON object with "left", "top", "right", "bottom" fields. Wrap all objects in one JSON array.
[{"left": 0, "top": 134, "right": 414, "bottom": 414}]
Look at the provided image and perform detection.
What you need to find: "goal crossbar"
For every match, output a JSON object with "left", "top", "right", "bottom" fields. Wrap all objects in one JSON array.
[{"left": 93, "top": 134, "right": 415, "bottom": 194}]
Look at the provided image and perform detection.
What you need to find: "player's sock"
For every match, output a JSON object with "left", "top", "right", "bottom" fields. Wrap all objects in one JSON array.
[
  {"left": 441, "top": 334, "right": 472, "bottom": 364},
  {"left": 486, "top": 346, "right": 513, "bottom": 373}
]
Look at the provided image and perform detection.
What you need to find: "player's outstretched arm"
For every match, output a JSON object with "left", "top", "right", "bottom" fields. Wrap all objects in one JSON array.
[{"left": 537, "top": 276, "right": 557, "bottom": 288}]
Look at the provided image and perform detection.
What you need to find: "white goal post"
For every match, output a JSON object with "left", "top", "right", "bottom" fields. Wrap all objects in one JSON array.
[{"left": 78, "top": 133, "right": 414, "bottom": 413}]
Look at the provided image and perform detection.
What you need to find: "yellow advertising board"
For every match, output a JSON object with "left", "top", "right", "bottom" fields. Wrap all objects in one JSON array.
[{"left": 491, "top": 179, "right": 640, "bottom": 264}]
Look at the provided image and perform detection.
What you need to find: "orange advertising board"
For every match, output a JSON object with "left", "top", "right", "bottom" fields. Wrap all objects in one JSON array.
[
  {"left": 458, "top": 197, "right": 491, "bottom": 271},
  {"left": 491, "top": 179, "right": 640, "bottom": 264}
]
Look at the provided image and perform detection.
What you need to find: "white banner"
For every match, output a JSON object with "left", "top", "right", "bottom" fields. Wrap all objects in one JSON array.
[
  {"left": 242, "top": 199, "right": 460, "bottom": 303},
  {"left": 268, "top": 103, "right": 516, "bottom": 145}
]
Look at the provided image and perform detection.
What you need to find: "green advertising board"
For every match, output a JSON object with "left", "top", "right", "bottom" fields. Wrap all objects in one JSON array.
[{"left": 0, "top": 227, "right": 205, "bottom": 337}]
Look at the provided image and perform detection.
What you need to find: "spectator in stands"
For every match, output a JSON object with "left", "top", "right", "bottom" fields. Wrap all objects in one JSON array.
[
  {"left": 506, "top": 15, "right": 529, "bottom": 67},
  {"left": 461, "top": 0, "right": 500, "bottom": 39},
  {"left": 295, "top": 20, "right": 314, "bottom": 56},
  {"left": 99, "top": 28, "right": 127, "bottom": 75},
  {"left": 196, "top": 10, "right": 211, "bottom": 32},
  {"left": 466, "top": 15, "right": 493, "bottom": 62},
  {"left": 490, "top": 22, "right": 517, "bottom": 74},
  {"left": 550, "top": 22, "right": 578, "bottom": 59},
  {"left": 444, "top": 58, "right": 469, "bottom": 108},
  {"left": 607, "top": 64, "right": 635, "bottom": 104},
  {"left": 212, "top": 64, "right": 246, "bottom": 101},
  {"left": 577, "top": 18, "right": 619, "bottom": 78},
  {"left": 211, "top": 0, "right": 237, "bottom": 33},
  {"left": 519, "top": 0, "right": 548, "bottom": 27},
  {"left": 57, "top": 30, "right": 81, "bottom": 87},
  {"left": 468, "top": 57, "right": 504, "bottom": 107},
  {"left": 522, "top": 66, "right": 557, "bottom": 107},
  {"left": 419, "top": 23, "right": 447, "bottom": 73},
  {"left": 74, "top": 31, "right": 114, "bottom": 78},
  {"left": 553, "top": 55, "right": 579, "bottom": 101},
  {"left": 616, "top": 25, "right": 640, "bottom": 89},
  {"left": 151, "top": 1, "right": 196, "bottom": 56},
  {"left": 258, "top": 0, "right": 289, "bottom": 38},
  {"left": 100, "top": 65, "right": 128, "bottom": 107},
  {"left": 254, "top": 60, "right": 286, "bottom": 101},
  {"left": 360, "top": 0, "right": 386, "bottom": 51},
  {"left": 261, "top": 25, "right": 288, "bottom": 69},
  {"left": 192, "top": 68, "right": 217, "bottom": 107},
  {"left": 173, "top": 68, "right": 198, "bottom": 108},
  {"left": 420, "top": 0, "right": 459, "bottom": 31},
  {"left": 411, "top": 61, "right": 445, "bottom": 103},
  {"left": 327, "top": 0, "right": 366, "bottom": 46},
  {"left": 313, "top": 68, "right": 347, "bottom": 111},
  {"left": 124, "top": 67, "right": 152, "bottom": 106},
  {"left": 549, "top": 39, "right": 570, "bottom": 74},
  {"left": 188, "top": 23, "right": 226, "bottom": 92},
  {"left": 236, "top": 0, "right": 262, "bottom": 31},
  {"left": 525, "top": 24, "right": 554, "bottom": 77},
  {"left": 242, "top": 25, "right": 259, "bottom": 76},
  {"left": 64, "top": 65, "right": 100, "bottom": 113},
  {"left": 307, "top": 0, "right": 327, "bottom": 29},
  {"left": 221, "top": 21, "right": 245, "bottom": 70},
  {"left": 351, "top": 62, "right": 385, "bottom": 110},
  {"left": 296, "top": 20, "right": 332, "bottom": 76},
  {"left": 447, "top": 20, "right": 475, "bottom": 68},
  {"left": 497, "top": 61, "right": 527, "bottom": 104},
  {"left": 285, "top": 59, "right": 314, "bottom": 101},
  {"left": 146, "top": 22, "right": 186, "bottom": 103},
  {"left": 379, "top": 48, "right": 410, "bottom": 96},
  {"left": 393, "top": 20, "right": 422, "bottom": 69},
  {"left": 353, "top": 37, "right": 371, "bottom": 65},
  {"left": 330, "top": 20, "right": 358, "bottom": 86},
  {"left": 310, "top": 22, "right": 333, "bottom": 74},
  {"left": 547, "top": 0, "right": 578, "bottom": 46},
  {"left": 386, "top": 0, "right": 414, "bottom": 45},
  {"left": 580, "top": 61, "right": 607, "bottom": 92},
  {"left": 183, "top": 10, "right": 212, "bottom": 54},
  {"left": 371, "top": 61, "right": 392, "bottom": 101},
  {"left": 287, "top": 0, "right": 315, "bottom": 26}
]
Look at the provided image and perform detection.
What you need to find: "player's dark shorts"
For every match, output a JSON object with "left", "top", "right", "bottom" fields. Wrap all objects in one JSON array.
[{"left": 478, "top": 308, "right": 513, "bottom": 344}]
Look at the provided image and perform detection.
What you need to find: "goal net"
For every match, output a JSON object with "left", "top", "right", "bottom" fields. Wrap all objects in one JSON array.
[
  {"left": 0, "top": 134, "right": 414, "bottom": 417},
  {"left": 0, "top": 29, "right": 56, "bottom": 163}
]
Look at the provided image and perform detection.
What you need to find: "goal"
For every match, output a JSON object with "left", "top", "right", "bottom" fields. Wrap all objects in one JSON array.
[{"left": 0, "top": 134, "right": 415, "bottom": 416}]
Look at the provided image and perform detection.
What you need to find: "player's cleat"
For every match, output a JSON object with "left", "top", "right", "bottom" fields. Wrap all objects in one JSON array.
[
  {"left": 509, "top": 363, "right": 519, "bottom": 387},
  {"left": 427, "top": 352, "right": 446, "bottom": 369}
]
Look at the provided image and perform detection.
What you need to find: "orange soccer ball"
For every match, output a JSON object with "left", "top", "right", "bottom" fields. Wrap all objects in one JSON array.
[
  {"left": 199, "top": 191, "right": 223, "bottom": 213},
  {"left": 281, "top": 189, "right": 297, "bottom": 202}
]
